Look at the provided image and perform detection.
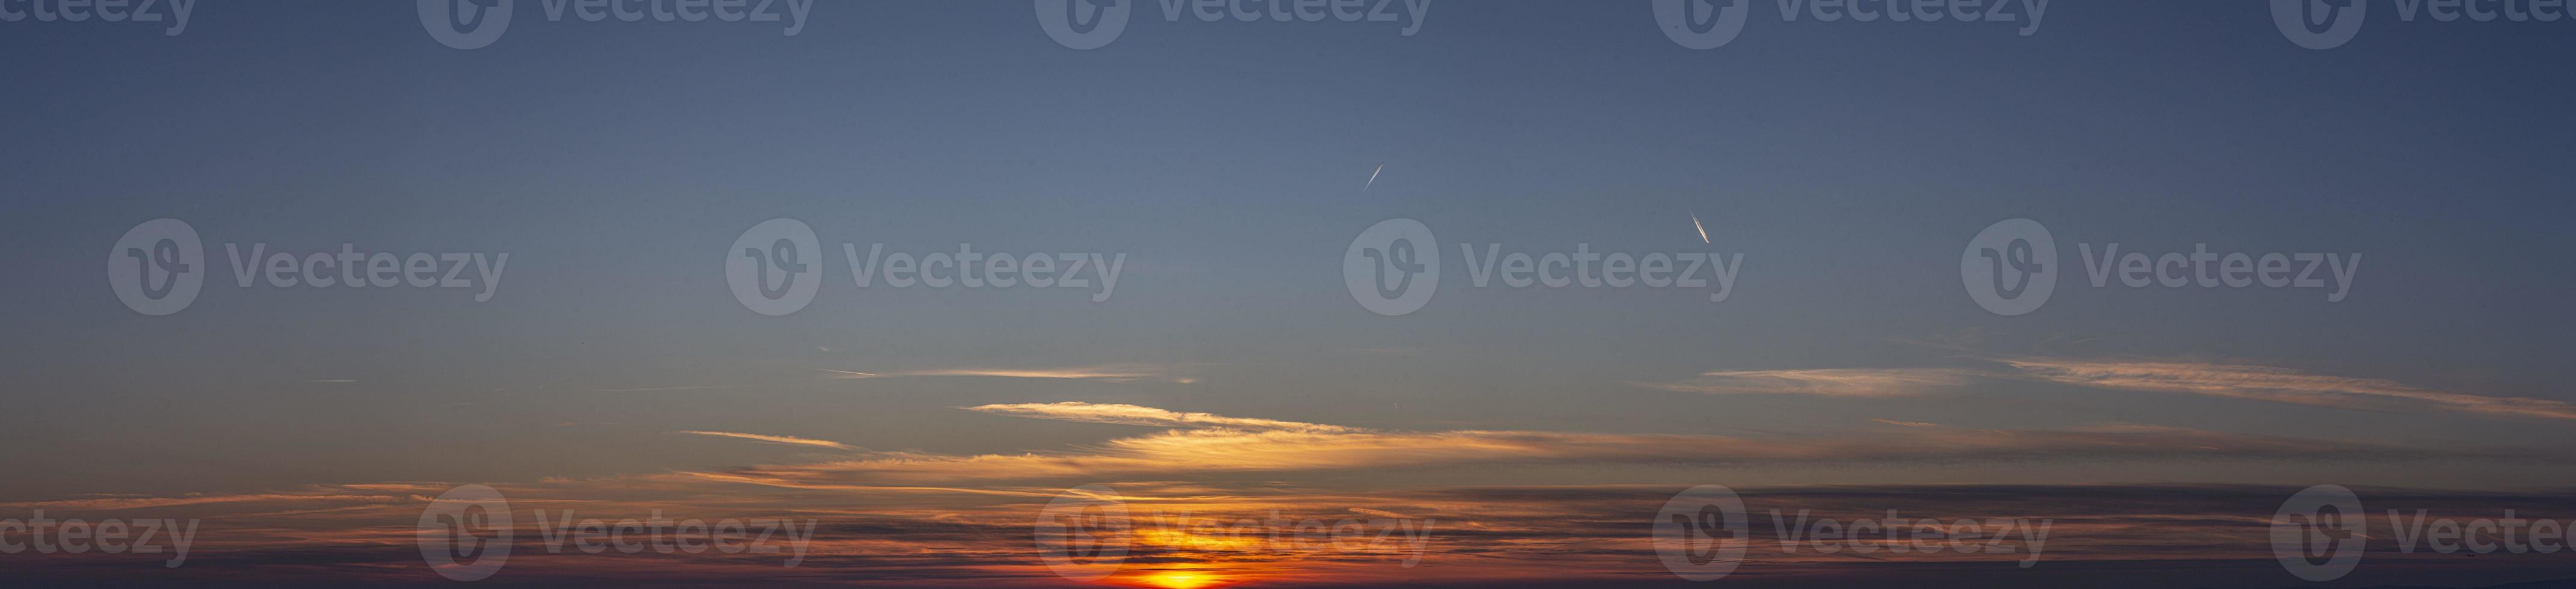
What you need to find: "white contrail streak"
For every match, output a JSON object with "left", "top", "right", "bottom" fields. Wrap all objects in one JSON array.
[
  {"left": 1690, "top": 212, "right": 1710, "bottom": 244},
  {"left": 1365, "top": 163, "right": 1384, "bottom": 190},
  {"left": 677, "top": 430, "right": 857, "bottom": 451}
]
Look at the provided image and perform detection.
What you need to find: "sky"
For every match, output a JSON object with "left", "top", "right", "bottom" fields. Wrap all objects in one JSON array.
[{"left": 4, "top": 0, "right": 2575, "bottom": 587}]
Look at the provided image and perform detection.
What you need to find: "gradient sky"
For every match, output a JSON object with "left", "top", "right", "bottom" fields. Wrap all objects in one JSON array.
[{"left": 4, "top": 1, "right": 2575, "bottom": 587}]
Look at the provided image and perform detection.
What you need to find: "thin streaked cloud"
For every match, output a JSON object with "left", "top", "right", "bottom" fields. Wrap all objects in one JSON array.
[
  {"left": 1, "top": 401, "right": 2534, "bottom": 586},
  {"left": 1636, "top": 368, "right": 1975, "bottom": 397},
  {"left": 0, "top": 491, "right": 409, "bottom": 511},
  {"left": 875, "top": 362, "right": 1195, "bottom": 383},
  {"left": 19, "top": 480, "right": 2461, "bottom": 587},
  {"left": 677, "top": 430, "right": 858, "bottom": 451},
  {"left": 962, "top": 401, "right": 1356, "bottom": 432},
  {"left": 1643, "top": 355, "right": 2576, "bottom": 424},
  {"left": 1999, "top": 357, "right": 2576, "bottom": 422},
  {"left": 695, "top": 402, "right": 2446, "bottom": 487},
  {"left": 579, "top": 385, "right": 748, "bottom": 393}
]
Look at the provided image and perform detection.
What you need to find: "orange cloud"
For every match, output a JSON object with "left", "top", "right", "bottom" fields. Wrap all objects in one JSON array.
[
  {"left": 690, "top": 403, "right": 2420, "bottom": 487},
  {"left": 963, "top": 402, "right": 1356, "bottom": 432}
]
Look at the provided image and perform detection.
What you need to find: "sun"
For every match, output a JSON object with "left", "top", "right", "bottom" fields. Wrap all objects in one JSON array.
[{"left": 1142, "top": 571, "right": 1221, "bottom": 589}]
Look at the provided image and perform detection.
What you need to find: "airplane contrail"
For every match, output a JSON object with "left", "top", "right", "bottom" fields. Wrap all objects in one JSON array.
[
  {"left": 1365, "top": 163, "right": 1384, "bottom": 190},
  {"left": 1690, "top": 212, "right": 1710, "bottom": 244},
  {"left": 818, "top": 368, "right": 880, "bottom": 379},
  {"left": 580, "top": 385, "right": 745, "bottom": 392}
]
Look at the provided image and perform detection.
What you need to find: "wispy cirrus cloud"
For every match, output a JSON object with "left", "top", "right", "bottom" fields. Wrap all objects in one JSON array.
[
  {"left": 581, "top": 385, "right": 747, "bottom": 393},
  {"left": 691, "top": 402, "right": 2439, "bottom": 488},
  {"left": 1998, "top": 357, "right": 2576, "bottom": 421},
  {"left": 1, "top": 400, "right": 2538, "bottom": 587},
  {"left": 20, "top": 479, "right": 2571, "bottom": 587},
  {"left": 1635, "top": 368, "right": 1975, "bottom": 397},
  {"left": 1644, "top": 355, "right": 2576, "bottom": 423},
  {"left": 0, "top": 491, "right": 409, "bottom": 511},
  {"left": 962, "top": 401, "right": 1354, "bottom": 432},
  {"left": 826, "top": 363, "right": 1195, "bottom": 384},
  {"left": 678, "top": 430, "right": 857, "bottom": 451}
]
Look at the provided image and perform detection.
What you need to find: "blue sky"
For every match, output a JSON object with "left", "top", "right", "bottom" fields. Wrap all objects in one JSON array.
[{"left": 4, "top": 0, "right": 2574, "bottom": 528}]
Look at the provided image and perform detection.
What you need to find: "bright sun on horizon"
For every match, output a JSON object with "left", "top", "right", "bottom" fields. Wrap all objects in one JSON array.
[{"left": 1143, "top": 571, "right": 1222, "bottom": 589}]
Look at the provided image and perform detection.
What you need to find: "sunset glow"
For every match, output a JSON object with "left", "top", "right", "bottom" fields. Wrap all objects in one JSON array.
[{"left": 12, "top": 1, "right": 2576, "bottom": 587}]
